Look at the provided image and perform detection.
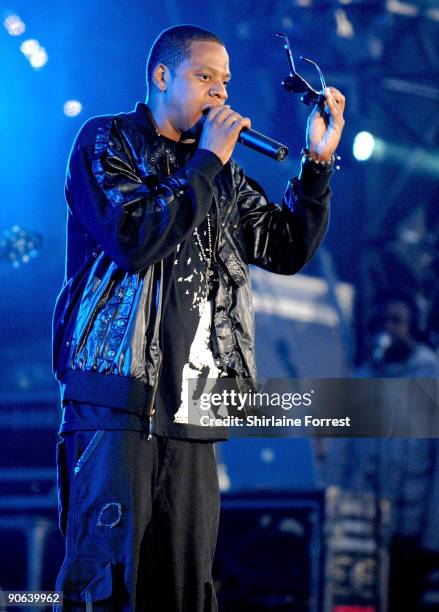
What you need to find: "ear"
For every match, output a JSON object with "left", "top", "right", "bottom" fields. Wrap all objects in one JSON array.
[{"left": 152, "top": 63, "right": 171, "bottom": 92}]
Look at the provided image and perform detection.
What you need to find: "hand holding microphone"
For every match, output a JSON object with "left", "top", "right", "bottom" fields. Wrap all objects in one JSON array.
[
  {"left": 199, "top": 106, "right": 288, "bottom": 163},
  {"left": 199, "top": 105, "right": 251, "bottom": 165}
]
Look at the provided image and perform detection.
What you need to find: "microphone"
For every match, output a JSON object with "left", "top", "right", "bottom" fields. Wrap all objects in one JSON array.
[
  {"left": 201, "top": 108, "right": 288, "bottom": 161},
  {"left": 238, "top": 128, "right": 288, "bottom": 161},
  {"left": 372, "top": 332, "right": 392, "bottom": 363}
]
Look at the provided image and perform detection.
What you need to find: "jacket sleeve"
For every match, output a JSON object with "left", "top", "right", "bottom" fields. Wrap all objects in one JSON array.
[
  {"left": 235, "top": 158, "right": 332, "bottom": 274},
  {"left": 65, "top": 115, "right": 223, "bottom": 273}
]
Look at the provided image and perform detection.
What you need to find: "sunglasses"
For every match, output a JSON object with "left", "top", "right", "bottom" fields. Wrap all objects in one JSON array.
[{"left": 276, "top": 32, "right": 326, "bottom": 107}]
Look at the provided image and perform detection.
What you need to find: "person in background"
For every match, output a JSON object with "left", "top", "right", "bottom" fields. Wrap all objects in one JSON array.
[
  {"left": 359, "top": 292, "right": 439, "bottom": 378},
  {"left": 324, "top": 291, "right": 439, "bottom": 610}
]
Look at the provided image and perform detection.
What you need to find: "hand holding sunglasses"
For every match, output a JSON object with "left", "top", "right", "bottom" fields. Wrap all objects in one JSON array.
[
  {"left": 277, "top": 32, "right": 327, "bottom": 107},
  {"left": 277, "top": 32, "right": 346, "bottom": 162}
]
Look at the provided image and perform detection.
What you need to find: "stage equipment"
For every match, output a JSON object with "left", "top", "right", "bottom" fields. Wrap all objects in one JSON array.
[
  {"left": 323, "top": 487, "right": 390, "bottom": 612},
  {"left": 214, "top": 490, "right": 324, "bottom": 612},
  {"left": 0, "top": 395, "right": 64, "bottom": 593}
]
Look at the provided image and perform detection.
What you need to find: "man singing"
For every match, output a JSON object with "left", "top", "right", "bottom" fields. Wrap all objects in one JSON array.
[{"left": 53, "top": 24, "right": 345, "bottom": 611}]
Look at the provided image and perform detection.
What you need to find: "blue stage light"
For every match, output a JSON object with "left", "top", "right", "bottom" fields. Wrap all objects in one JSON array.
[{"left": 353, "top": 131, "right": 375, "bottom": 161}]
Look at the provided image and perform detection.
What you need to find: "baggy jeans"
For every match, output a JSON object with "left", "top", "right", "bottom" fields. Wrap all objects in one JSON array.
[{"left": 55, "top": 430, "right": 220, "bottom": 611}]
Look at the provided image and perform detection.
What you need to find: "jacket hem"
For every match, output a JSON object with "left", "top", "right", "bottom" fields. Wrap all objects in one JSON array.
[{"left": 60, "top": 369, "right": 152, "bottom": 414}]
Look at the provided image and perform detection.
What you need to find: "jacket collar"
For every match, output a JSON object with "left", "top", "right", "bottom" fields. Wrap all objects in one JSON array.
[
  {"left": 134, "top": 102, "right": 197, "bottom": 168},
  {"left": 133, "top": 103, "right": 170, "bottom": 167},
  {"left": 135, "top": 102, "right": 162, "bottom": 142}
]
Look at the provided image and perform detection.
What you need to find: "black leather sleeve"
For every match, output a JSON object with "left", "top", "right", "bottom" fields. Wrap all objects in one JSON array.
[
  {"left": 235, "top": 159, "right": 332, "bottom": 275},
  {"left": 65, "top": 116, "right": 223, "bottom": 273}
]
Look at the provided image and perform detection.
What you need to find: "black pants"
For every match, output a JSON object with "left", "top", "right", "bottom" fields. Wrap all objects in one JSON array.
[{"left": 55, "top": 430, "right": 220, "bottom": 611}]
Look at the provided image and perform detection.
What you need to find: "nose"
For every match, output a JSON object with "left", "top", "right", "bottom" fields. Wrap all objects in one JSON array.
[{"left": 209, "top": 82, "right": 228, "bottom": 101}]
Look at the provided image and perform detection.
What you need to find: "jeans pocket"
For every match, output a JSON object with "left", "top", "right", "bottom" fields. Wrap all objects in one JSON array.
[
  {"left": 56, "top": 556, "right": 113, "bottom": 609},
  {"left": 56, "top": 439, "right": 69, "bottom": 537},
  {"left": 74, "top": 430, "right": 105, "bottom": 476}
]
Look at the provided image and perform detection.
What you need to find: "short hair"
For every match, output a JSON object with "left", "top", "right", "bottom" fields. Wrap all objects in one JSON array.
[
  {"left": 375, "top": 290, "right": 422, "bottom": 338},
  {"left": 146, "top": 25, "right": 225, "bottom": 96}
]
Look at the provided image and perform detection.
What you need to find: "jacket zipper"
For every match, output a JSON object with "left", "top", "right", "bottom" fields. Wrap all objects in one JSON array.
[
  {"left": 145, "top": 154, "right": 171, "bottom": 436},
  {"left": 211, "top": 189, "right": 250, "bottom": 412},
  {"left": 73, "top": 430, "right": 105, "bottom": 474},
  {"left": 145, "top": 153, "right": 177, "bottom": 422},
  {"left": 148, "top": 346, "right": 162, "bottom": 418},
  {"left": 146, "top": 260, "right": 165, "bottom": 436}
]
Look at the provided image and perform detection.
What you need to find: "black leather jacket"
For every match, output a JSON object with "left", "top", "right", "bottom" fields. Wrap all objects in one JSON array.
[{"left": 53, "top": 102, "right": 331, "bottom": 423}]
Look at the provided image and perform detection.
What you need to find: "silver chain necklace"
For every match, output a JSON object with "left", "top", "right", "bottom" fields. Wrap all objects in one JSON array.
[
  {"left": 193, "top": 214, "right": 218, "bottom": 297},
  {"left": 193, "top": 214, "right": 213, "bottom": 264}
]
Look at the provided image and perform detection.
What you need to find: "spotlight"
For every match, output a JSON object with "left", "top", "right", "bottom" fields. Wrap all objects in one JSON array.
[
  {"left": 352, "top": 133, "right": 439, "bottom": 178},
  {"left": 335, "top": 9, "right": 354, "bottom": 39},
  {"left": 353, "top": 131, "right": 375, "bottom": 161},
  {"left": 20, "top": 39, "right": 48, "bottom": 69},
  {"left": 29, "top": 47, "right": 48, "bottom": 68},
  {"left": 3, "top": 13, "right": 25, "bottom": 36},
  {"left": 63, "top": 100, "right": 83, "bottom": 117},
  {"left": 20, "top": 39, "right": 40, "bottom": 56}
]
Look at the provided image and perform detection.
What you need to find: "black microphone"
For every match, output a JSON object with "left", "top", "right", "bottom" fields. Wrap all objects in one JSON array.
[{"left": 200, "top": 108, "right": 288, "bottom": 161}]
